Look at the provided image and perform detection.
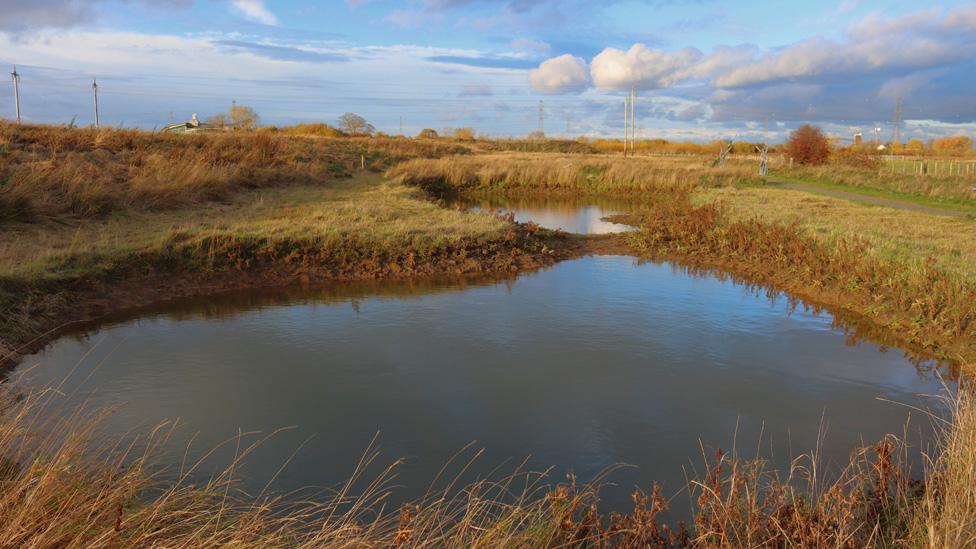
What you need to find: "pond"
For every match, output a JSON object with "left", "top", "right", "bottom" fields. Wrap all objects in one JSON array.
[
  {"left": 17, "top": 255, "right": 943, "bottom": 521},
  {"left": 447, "top": 194, "right": 638, "bottom": 234}
]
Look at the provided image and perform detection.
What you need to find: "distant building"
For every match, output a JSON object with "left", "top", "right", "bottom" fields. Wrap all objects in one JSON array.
[
  {"left": 162, "top": 113, "right": 206, "bottom": 134},
  {"left": 853, "top": 132, "right": 863, "bottom": 147}
]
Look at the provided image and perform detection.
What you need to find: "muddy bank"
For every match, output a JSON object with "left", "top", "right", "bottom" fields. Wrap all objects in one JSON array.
[{"left": 1, "top": 230, "right": 627, "bottom": 369}]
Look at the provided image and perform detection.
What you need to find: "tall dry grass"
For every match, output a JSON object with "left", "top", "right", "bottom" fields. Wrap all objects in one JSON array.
[
  {"left": 920, "top": 387, "right": 976, "bottom": 547},
  {"left": 1, "top": 373, "right": 969, "bottom": 547},
  {"left": 386, "top": 154, "right": 759, "bottom": 195},
  {"left": 0, "top": 123, "right": 471, "bottom": 222}
]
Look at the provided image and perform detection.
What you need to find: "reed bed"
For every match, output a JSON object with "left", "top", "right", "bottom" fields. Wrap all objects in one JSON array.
[
  {"left": 386, "top": 154, "right": 760, "bottom": 195},
  {"left": 0, "top": 123, "right": 470, "bottom": 222},
  {"left": 0, "top": 374, "right": 971, "bottom": 547}
]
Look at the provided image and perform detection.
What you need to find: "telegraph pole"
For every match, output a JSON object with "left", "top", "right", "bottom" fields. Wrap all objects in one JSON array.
[
  {"left": 399, "top": 115, "right": 403, "bottom": 136},
  {"left": 11, "top": 67, "right": 21, "bottom": 124},
  {"left": 630, "top": 86, "right": 636, "bottom": 156},
  {"left": 92, "top": 79, "right": 100, "bottom": 129},
  {"left": 623, "top": 95, "right": 629, "bottom": 157}
]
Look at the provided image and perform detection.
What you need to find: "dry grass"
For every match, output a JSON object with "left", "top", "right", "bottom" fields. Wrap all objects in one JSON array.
[
  {"left": 921, "top": 387, "right": 976, "bottom": 547},
  {"left": 0, "top": 123, "right": 471, "bottom": 221},
  {"left": 0, "top": 373, "right": 970, "bottom": 547},
  {"left": 386, "top": 153, "right": 760, "bottom": 195},
  {"left": 698, "top": 187, "right": 976, "bottom": 281}
]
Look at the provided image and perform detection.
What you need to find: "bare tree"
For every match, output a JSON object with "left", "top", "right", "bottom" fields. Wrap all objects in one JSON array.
[
  {"left": 338, "top": 113, "right": 375, "bottom": 136},
  {"left": 229, "top": 104, "right": 259, "bottom": 131}
]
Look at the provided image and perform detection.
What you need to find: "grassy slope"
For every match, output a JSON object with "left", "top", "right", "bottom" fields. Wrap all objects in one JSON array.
[
  {"left": 0, "top": 172, "right": 553, "bottom": 355},
  {"left": 699, "top": 186, "right": 976, "bottom": 281},
  {"left": 0, "top": 174, "right": 507, "bottom": 283}
]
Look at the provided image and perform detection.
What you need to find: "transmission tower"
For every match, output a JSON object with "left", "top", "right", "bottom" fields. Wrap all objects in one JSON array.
[{"left": 891, "top": 97, "right": 902, "bottom": 148}]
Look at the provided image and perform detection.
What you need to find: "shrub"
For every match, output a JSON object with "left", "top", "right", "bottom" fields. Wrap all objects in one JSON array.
[{"left": 786, "top": 124, "right": 830, "bottom": 165}]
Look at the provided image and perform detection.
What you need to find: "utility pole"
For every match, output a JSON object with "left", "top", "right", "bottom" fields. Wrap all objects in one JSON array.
[
  {"left": 399, "top": 115, "right": 403, "bottom": 136},
  {"left": 630, "top": 86, "right": 636, "bottom": 156},
  {"left": 537, "top": 100, "right": 544, "bottom": 134},
  {"left": 623, "top": 95, "right": 629, "bottom": 157},
  {"left": 92, "top": 79, "right": 100, "bottom": 129},
  {"left": 11, "top": 67, "right": 21, "bottom": 124},
  {"left": 565, "top": 113, "right": 570, "bottom": 135}
]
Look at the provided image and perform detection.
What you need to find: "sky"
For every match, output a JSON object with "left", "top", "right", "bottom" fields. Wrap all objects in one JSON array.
[{"left": 0, "top": 0, "right": 974, "bottom": 141}]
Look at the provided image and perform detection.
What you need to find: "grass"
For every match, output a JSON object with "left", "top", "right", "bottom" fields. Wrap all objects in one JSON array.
[
  {"left": 776, "top": 163, "right": 976, "bottom": 205},
  {"left": 698, "top": 187, "right": 976, "bottom": 282},
  {"left": 769, "top": 174, "right": 976, "bottom": 215},
  {"left": 0, "top": 173, "right": 560, "bottom": 351},
  {"left": 0, "top": 123, "right": 472, "bottom": 221},
  {"left": 386, "top": 153, "right": 761, "bottom": 195},
  {"left": 0, "top": 373, "right": 971, "bottom": 547}
]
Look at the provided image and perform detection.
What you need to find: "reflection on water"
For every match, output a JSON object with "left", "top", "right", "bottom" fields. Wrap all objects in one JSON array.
[
  {"left": 18, "top": 256, "right": 944, "bottom": 520},
  {"left": 448, "top": 194, "right": 639, "bottom": 234}
]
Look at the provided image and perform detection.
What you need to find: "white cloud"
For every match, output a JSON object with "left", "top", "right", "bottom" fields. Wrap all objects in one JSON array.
[
  {"left": 713, "top": 5, "right": 976, "bottom": 88},
  {"left": 589, "top": 44, "right": 701, "bottom": 91},
  {"left": 230, "top": 0, "right": 278, "bottom": 25},
  {"left": 528, "top": 54, "right": 588, "bottom": 94}
]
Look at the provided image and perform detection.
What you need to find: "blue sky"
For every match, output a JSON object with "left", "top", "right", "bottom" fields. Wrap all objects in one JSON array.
[{"left": 1, "top": 0, "right": 974, "bottom": 141}]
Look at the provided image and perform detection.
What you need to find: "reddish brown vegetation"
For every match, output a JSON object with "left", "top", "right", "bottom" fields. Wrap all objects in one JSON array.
[{"left": 786, "top": 124, "right": 831, "bottom": 165}]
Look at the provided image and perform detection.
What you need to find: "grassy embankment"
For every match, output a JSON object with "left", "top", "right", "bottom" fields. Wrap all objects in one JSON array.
[
  {"left": 387, "top": 153, "right": 760, "bottom": 195},
  {"left": 0, "top": 124, "right": 559, "bottom": 360},
  {"left": 390, "top": 153, "right": 976, "bottom": 365}
]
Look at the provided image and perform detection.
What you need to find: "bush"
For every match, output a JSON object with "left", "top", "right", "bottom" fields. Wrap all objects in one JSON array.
[{"left": 786, "top": 124, "right": 830, "bottom": 165}]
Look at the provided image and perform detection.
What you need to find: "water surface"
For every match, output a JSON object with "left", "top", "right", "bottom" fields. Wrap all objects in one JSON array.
[
  {"left": 448, "top": 194, "right": 638, "bottom": 234},
  {"left": 18, "top": 256, "right": 942, "bottom": 519}
]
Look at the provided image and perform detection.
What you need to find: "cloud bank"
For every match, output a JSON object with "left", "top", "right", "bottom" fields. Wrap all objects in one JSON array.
[{"left": 530, "top": 5, "right": 976, "bottom": 127}]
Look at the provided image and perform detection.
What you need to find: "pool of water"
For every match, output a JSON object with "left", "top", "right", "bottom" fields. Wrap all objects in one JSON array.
[
  {"left": 447, "top": 194, "right": 638, "bottom": 234},
  {"left": 17, "top": 256, "right": 942, "bottom": 519}
]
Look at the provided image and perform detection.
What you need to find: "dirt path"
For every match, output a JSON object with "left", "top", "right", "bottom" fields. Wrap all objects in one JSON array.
[{"left": 768, "top": 180, "right": 969, "bottom": 218}]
